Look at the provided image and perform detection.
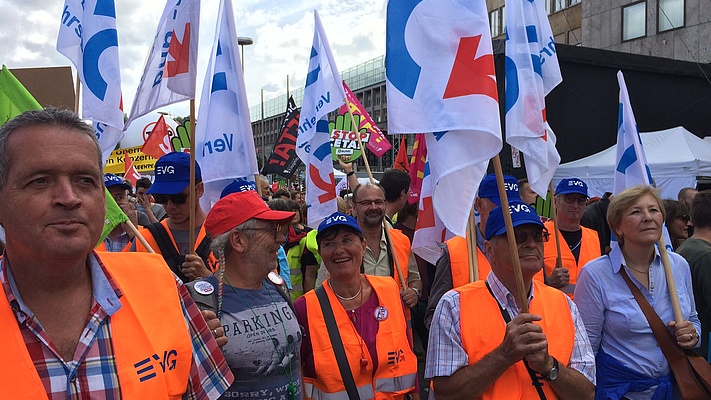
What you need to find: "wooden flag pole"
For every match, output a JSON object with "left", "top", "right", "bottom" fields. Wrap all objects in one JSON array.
[
  {"left": 467, "top": 202, "right": 479, "bottom": 283},
  {"left": 493, "top": 155, "right": 529, "bottom": 313},
  {"left": 346, "top": 108, "right": 407, "bottom": 289},
  {"left": 549, "top": 182, "right": 564, "bottom": 271},
  {"left": 74, "top": 72, "right": 81, "bottom": 114},
  {"left": 658, "top": 235, "right": 684, "bottom": 323},
  {"left": 122, "top": 221, "right": 154, "bottom": 253},
  {"left": 189, "top": 99, "right": 197, "bottom": 251}
]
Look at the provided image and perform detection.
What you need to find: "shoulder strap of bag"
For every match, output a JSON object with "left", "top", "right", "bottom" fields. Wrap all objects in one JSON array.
[
  {"left": 618, "top": 265, "right": 708, "bottom": 399},
  {"left": 314, "top": 285, "right": 361, "bottom": 400},
  {"left": 145, "top": 222, "right": 189, "bottom": 282},
  {"left": 485, "top": 282, "right": 547, "bottom": 400}
]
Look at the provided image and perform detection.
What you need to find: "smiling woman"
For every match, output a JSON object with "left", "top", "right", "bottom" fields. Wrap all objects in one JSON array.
[{"left": 294, "top": 212, "right": 418, "bottom": 399}]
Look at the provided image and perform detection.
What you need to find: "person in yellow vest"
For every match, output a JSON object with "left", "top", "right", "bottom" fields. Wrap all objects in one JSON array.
[
  {"left": 544, "top": 178, "right": 601, "bottom": 298},
  {"left": 425, "top": 201, "right": 595, "bottom": 400},
  {"left": 425, "top": 173, "right": 522, "bottom": 330},
  {"left": 133, "top": 152, "right": 217, "bottom": 282},
  {"left": 295, "top": 212, "right": 418, "bottom": 399},
  {"left": 0, "top": 108, "right": 232, "bottom": 398}
]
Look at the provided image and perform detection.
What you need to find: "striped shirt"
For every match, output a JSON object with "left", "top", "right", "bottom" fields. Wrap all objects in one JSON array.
[
  {"left": 425, "top": 271, "right": 596, "bottom": 383},
  {"left": 1, "top": 252, "right": 233, "bottom": 399}
]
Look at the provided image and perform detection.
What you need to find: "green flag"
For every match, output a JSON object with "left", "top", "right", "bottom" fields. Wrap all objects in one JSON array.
[
  {"left": 0, "top": 65, "right": 42, "bottom": 126},
  {"left": 98, "top": 188, "right": 129, "bottom": 246}
]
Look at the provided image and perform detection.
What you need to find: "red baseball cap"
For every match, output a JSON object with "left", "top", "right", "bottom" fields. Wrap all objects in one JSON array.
[{"left": 205, "top": 191, "right": 295, "bottom": 237}]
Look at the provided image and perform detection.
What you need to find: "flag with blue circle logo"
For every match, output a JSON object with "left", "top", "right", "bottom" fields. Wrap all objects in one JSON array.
[
  {"left": 295, "top": 11, "right": 345, "bottom": 226},
  {"left": 194, "top": 0, "right": 258, "bottom": 211},
  {"left": 57, "top": 0, "right": 125, "bottom": 163},
  {"left": 504, "top": 0, "right": 562, "bottom": 198}
]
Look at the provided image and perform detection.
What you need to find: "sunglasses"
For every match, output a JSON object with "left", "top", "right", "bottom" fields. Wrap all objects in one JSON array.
[
  {"left": 153, "top": 193, "right": 188, "bottom": 205},
  {"left": 497, "top": 229, "right": 550, "bottom": 244}
]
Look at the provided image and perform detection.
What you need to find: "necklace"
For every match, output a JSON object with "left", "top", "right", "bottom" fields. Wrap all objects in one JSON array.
[
  {"left": 568, "top": 237, "right": 582, "bottom": 251},
  {"left": 627, "top": 265, "right": 649, "bottom": 274},
  {"left": 329, "top": 279, "right": 362, "bottom": 301}
]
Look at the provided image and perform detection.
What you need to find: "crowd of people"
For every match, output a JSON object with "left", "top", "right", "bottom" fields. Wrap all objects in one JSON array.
[{"left": 2, "top": 107, "right": 711, "bottom": 399}]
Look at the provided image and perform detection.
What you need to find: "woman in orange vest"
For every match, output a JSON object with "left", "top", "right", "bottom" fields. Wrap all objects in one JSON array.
[{"left": 295, "top": 212, "right": 418, "bottom": 400}]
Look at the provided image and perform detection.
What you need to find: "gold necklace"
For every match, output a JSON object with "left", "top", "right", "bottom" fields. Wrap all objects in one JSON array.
[
  {"left": 328, "top": 279, "right": 362, "bottom": 301},
  {"left": 626, "top": 265, "right": 649, "bottom": 274}
]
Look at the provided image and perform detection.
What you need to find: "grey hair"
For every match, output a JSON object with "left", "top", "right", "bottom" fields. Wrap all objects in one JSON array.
[
  {"left": 0, "top": 108, "right": 102, "bottom": 190},
  {"left": 209, "top": 218, "right": 259, "bottom": 257}
]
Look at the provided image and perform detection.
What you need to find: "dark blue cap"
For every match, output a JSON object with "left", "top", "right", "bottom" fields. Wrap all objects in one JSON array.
[
  {"left": 477, "top": 174, "right": 521, "bottom": 205},
  {"left": 104, "top": 173, "right": 131, "bottom": 191},
  {"left": 555, "top": 178, "right": 588, "bottom": 197},
  {"left": 317, "top": 212, "right": 362, "bottom": 241},
  {"left": 147, "top": 152, "right": 202, "bottom": 195},
  {"left": 220, "top": 178, "right": 257, "bottom": 199},
  {"left": 485, "top": 201, "right": 544, "bottom": 240}
]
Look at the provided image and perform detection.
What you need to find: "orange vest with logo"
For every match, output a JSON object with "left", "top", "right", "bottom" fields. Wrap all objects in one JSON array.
[
  {"left": 455, "top": 280, "right": 575, "bottom": 400},
  {"left": 543, "top": 222, "right": 600, "bottom": 298},
  {"left": 303, "top": 275, "right": 417, "bottom": 400},
  {"left": 446, "top": 236, "right": 491, "bottom": 287},
  {"left": 135, "top": 219, "right": 218, "bottom": 272},
  {"left": 0, "top": 252, "right": 193, "bottom": 399}
]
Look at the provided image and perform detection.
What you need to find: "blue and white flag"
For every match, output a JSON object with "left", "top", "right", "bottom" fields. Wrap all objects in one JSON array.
[
  {"left": 505, "top": 0, "right": 562, "bottom": 198},
  {"left": 126, "top": 0, "right": 200, "bottom": 128},
  {"left": 295, "top": 11, "right": 345, "bottom": 226},
  {"left": 385, "top": 0, "right": 502, "bottom": 236},
  {"left": 57, "top": 0, "right": 125, "bottom": 163},
  {"left": 195, "top": 0, "right": 258, "bottom": 211}
]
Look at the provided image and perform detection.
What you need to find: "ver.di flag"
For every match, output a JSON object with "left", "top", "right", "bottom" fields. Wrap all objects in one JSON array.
[
  {"left": 412, "top": 155, "right": 450, "bottom": 265},
  {"left": 126, "top": 0, "right": 199, "bottom": 128},
  {"left": 0, "top": 65, "right": 42, "bottom": 126},
  {"left": 386, "top": 0, "right": 502, "bottom": 236},
  {"left": 57, "top": 0, "right": 124, "bottom": 162},
  {"left": 195, "top": 0, "right": 259, "bottom": 211},
  {"left": 295, "top": 11, "right": 346, "bottom": 226},
  {"left": 262, "top": 96, "right": 302, "bottom": 178},
  {"left": 505, "top": 0, "right": 562, "bottom": 198}
]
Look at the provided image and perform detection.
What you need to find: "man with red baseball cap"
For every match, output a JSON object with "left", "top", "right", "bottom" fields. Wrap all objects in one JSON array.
[{"left": 188, "top": 191, "right": 304, "bottom": 400}]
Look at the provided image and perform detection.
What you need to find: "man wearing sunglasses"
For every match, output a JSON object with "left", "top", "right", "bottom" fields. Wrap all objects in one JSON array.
[
  {"left": 134, "top": 152, "right": 216, "bottom": 283},
  {"left": 543, "top": 178, "right": 601, "bottom": 299},
  {"left": 426, "top": 201, "right": 595, "bottom": 399}
]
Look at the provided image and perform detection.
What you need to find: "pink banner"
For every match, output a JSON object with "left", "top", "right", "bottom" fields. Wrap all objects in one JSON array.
[{"left": 339, "top": 81, "right": 392, "bottom": 157}]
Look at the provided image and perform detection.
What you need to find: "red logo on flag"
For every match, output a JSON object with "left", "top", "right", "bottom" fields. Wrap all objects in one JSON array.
[
  {"left": 166, "top": 23, "right": 191, "bottom": 78},
  {"left": 443, "top": 35, "right": 498, "bottom": 101}
]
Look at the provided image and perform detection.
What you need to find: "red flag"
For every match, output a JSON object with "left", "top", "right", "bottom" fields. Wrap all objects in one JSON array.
[
  {"left": 124, "top": 152, "right": 141, "bottom": 187},
  {"left": 140, "top": 115, "right": 172, "bottom": 159},
  {"left": 408, "top": 134, "right": 427, "bottom": 204},
  {"left": 393, "top": 135, "right": 409, "bottom": 172}
]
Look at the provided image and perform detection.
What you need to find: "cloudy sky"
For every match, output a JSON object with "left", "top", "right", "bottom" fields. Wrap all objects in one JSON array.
[{"left": 1, "top": 0, "right": 387, "bottom": 118}]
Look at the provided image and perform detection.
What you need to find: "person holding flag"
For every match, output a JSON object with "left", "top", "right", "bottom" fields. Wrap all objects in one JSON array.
[{"left": 97, "top": 173, "right": 138, "bottom": 252}]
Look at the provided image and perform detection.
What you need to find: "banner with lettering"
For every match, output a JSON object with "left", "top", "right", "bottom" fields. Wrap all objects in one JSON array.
[{"left": 261, "top": 96, "right": 302, "bottom": 178}]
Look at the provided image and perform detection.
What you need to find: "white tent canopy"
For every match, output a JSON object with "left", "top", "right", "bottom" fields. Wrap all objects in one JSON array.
[{"left": 553, "top": 127, "right": 711, "bottom": 199}]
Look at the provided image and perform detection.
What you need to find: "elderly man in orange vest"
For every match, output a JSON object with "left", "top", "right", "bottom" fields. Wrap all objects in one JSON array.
[
  {"left": 544, "top": 178, "right": 601, "bottom": 298},
  {"left": 0, "top": 108, "right": 232, "bottom": 398},
  {"left": 425, "top": 201, "right": 595, "bottom": 400}
]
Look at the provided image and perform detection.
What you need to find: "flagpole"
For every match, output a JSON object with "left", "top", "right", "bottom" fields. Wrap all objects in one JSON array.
[
  {"left": 257, "top": 89, "right": 265, "bottom": 197},
  {"left": 346, "top": 105, "right": 407, "bottom": 289},
  {"left": 467, "top": 202, "right": 479, "bottom": 283},
  {"left": 74, "top": 71, "right": 81, "bottom": 114},
  {"left": 123, "top": 221, "right": 155, "bottom": 253},
  {"left": 189, "top": 99, "right": 196, "bottom": 250},
  {"left": 493, "top": 155, "right": 528, "bottom": 313},
  {"left": 548, "top": 181, "right": 564, "bottom": 273},
  {"left": 659, "top": 235, "right": 684, "bottom": 323}
]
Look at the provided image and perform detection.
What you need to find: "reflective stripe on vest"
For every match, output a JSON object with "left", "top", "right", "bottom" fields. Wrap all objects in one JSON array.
[
  {"left": 304, "top": 382, "right": 375, "bottom": 400},
  {"left": 543, "top": 222, "right": 601, "bottom": 298},
  {"left": 303, "top": 275, "right": 417, "bottom": 399},
  {"left": 445, "top": 235, "right": 491, "bottom": 287},
  {"left": 0, "top": 252, "right": 192, "bottom": 399},
  {"left": 456, "top": 280, "right": 574, "bottom": 400}
]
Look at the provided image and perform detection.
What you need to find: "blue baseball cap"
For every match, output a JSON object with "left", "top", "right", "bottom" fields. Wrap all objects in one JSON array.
[
  {"left": 555, "top": 178, "right": 588, "bottom": 197},
  {"left": 485, "top": 201, "right": 544, "bottom": 240},
  {"left": 104, "top": 173, "right": 131, "bottom": 191},
  {"left": 147, "top": 152, "right": 201, "bottom": 195},
  {"left": 317, "top": 212, "right": 362, "bottom": 241},
  {"left": 477, "top": 174, "right": 521, "bottom": 205},
  {"left": 220, "top": 178, "right": 257, "bottom": 199}
]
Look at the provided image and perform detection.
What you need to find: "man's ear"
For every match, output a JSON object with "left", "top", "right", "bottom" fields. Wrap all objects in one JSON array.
[
  {"left": 229, "top": 230, "right": 246, "bottom": 253},
  {"left": 196, "top": 181, "right": 205, "bottom": 198}
]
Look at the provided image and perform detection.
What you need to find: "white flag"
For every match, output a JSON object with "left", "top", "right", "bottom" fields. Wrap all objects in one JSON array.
[
  {"left": 505, "top": 0, "right": 562, "bottom": 197},
  {"left": 57, "top": 0, "right": 124, "bottom": 162},
  {"left": 126, "top": 0, "right": 199, "bottom": 128},
  {"left": 195, "top": 0, "right": 258, "bottom": 211},
  {"left": 295, "top": 11, "right": 346, "bottom": 226}
]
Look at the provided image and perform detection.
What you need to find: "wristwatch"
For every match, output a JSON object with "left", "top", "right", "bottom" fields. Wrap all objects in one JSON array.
[
  {"left": 544, "top": 357, "right": 559, "bottom": 382},
  {"left": 411, "top": 287, "right": 422, "bottom": 299}
]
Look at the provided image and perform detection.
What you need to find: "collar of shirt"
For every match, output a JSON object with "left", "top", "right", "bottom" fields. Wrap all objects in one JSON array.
[
  {"left": 608, "top": 243, "right": 662, "bottom": 274},
  {"left": 1, "top": 252, "right": 123, "bottom": 321},
  {"left": 485, "top": 270, "right": 535, "bottom": 320}
]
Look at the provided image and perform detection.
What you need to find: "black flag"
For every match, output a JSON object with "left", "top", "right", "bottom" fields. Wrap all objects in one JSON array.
[{"left": 261, "top": 96, "right": 302, "bottom": 178}]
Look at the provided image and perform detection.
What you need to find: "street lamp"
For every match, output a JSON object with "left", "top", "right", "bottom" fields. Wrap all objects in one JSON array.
[{"left": 237, "top": 37, "right": 253, "bottom": 71}]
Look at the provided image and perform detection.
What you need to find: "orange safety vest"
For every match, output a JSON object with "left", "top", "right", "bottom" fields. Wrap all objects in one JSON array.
[
  {"left": 455, "top": 280, "right": 575, "bottom": 400},
  {"left": 135, "top": 219, "right": 218, "bottom": 272},
  {"left": 303, "top": 275, "right": 418, "bottom": 400},
  {"left": 387, "top": 229, "right": 411, "bottom": 290},
  {"left": 543, "top": 222, "right": 600, "bottom": 298},
  {"left": 445, "top": 236, "right": 491, "bottom": 287},
  {"left": 0, "top": 252, "right": 193, "bottom": 399}
]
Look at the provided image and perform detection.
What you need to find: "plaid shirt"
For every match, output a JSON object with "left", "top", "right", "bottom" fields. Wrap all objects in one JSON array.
[
  {"left": 1, "top": 252, "right": 233, "bottom": 399},
  {"left": 425, "top": 271, "right": 596, "bottom": 384}
]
